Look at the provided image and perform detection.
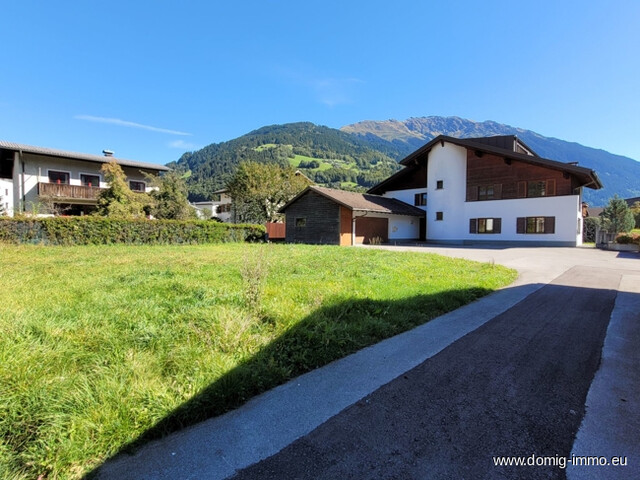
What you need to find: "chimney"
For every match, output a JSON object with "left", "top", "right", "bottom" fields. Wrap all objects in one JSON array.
[{"left": 102, "top": 149, "right": 114, "bottom": 157}]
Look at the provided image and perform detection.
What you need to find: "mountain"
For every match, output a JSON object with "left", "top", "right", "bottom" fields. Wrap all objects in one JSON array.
[
  {"left": 170, "top": 122, "right": 403, "bottom": 201},
  {"left": 342, "top": 116, "right": 640, "bottom": 206},
  {"left": 171, "top": 117, "right": 640, "bottom": 206}
]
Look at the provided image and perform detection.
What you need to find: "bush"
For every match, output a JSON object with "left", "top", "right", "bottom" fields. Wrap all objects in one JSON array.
[
  {"left": 615, "top": 232, "right": 640, "bottom": 245},
  {"left": 0, "top": 217, "right": 265, "bottom": 246}
]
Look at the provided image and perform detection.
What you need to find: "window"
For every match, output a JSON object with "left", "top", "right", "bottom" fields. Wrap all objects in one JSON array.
[
  {"left": 435, "top": 211, "right": 443, "bottom": 221},
  {"left": 527, "top": 181, "right": 546, "bottom": 198},
  {"left": 414, "top": 192, "right": 427, "bottom": 206},
  {"left": 436, "top": 180, "right": 444, "bottom": 189},
  {"left": 0, "top": 158, "right": 13, "bottom": 179},
  {"left": 516, "top": 216, "right": 555, "bottom": 234},
  {"left": 469, "top": 218, "right": 502, "bottom": 234},
  {"left": 217, "top": 203, "right": 232, "bottom": 213},
  {"left": 129, "top": 181, "right": 146, "bottom": 192},
  {"left": 48, "top": 171, "right": 69, "bottom": 184},
  {"left": 295, "top": 217, "right": 306, "bottom": 227},
  {"left": 519, "top": 179, "right": 557, "bottom": 198},
  {"left": 81, "top": 174, "right": 100, "bottom": 188},
  {"left": 478, "top": 185, "right": 494, "bottom": 200}
]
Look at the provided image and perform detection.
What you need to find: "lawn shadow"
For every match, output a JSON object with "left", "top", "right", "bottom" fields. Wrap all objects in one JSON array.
[{"left": 86, "top": 287, "right": 495, "bottom": 479}]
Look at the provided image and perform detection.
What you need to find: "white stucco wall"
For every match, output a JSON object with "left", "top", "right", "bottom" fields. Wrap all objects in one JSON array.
[
  {"left": 464, "top": 195, "right": 582, "bottom": 245},
  {"left": 389, "top": 215, "right": 420, "bottom": 240},
  {"left": 382, "top": 187, "right": 427, "bottom": 208},
  {"left": 425, "top": 143, "right": 468, "bottom": 241},
  {"left": 353, "top": 212, "right": 420, "bottom": 240},
  {"left": 0, "top": 179, "right": 13, "bottom": 215}
]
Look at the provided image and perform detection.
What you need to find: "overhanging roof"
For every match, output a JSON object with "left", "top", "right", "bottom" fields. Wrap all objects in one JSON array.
[
  {"left": 396, "top": 135, "right": 602, "bottom": 190},
  {"left": 280, "top": 186, "right": 425, "bottom": 217},
  {"left": 0, "top": 140, "right": 170, "bottom": 172}
]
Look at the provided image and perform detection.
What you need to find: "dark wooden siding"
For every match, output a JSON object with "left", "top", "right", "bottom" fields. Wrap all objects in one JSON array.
[
  {"left": 466, "top": 149, "right": 575, "bottom": 201},
  {"left": 284, "top": 191, "right": 341, "bottom": 244},
  {"left": 379, "top": 163, "right": 427, "bottom": 192}
]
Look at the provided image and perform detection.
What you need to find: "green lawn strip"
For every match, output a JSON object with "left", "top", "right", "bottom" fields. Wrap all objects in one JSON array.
[{"left": 0, "top": 243, "right": 516, "bottom": 479}]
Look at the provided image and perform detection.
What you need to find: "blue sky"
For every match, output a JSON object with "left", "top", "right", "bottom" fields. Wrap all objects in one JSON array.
[{"left": 2, "top": 1, "right": 639, "bottom": 166}]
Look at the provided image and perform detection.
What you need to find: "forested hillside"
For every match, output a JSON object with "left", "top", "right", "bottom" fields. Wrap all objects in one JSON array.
[{"left": 170, "top": 122, "right": 402, "bottom": 201}]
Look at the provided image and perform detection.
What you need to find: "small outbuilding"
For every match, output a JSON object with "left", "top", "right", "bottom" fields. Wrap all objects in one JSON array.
[{"left": 279, "top": 186, "right": 425, "bottom": 245}]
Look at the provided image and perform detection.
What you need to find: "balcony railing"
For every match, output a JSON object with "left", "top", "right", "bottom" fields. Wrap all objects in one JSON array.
[{"left": 38, "top": 182, "right": 105, "bottom": 201}]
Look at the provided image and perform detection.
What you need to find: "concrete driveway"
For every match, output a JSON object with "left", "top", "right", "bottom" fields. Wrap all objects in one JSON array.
[{"left": 94, "top": 246, "right": 640, "bottom": 480}]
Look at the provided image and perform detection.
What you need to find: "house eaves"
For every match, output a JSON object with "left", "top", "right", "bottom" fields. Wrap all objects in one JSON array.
[{"left": 0, "top": 140, "right": 170, "bottom": 172}]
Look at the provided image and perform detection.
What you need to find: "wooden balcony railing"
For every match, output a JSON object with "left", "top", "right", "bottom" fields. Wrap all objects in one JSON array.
[{"left": 38, "top": 182, "right": 105, "bottom": 201}]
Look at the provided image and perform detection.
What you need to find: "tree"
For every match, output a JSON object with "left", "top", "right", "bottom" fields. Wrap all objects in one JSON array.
[
  {"left": 147, "top": 171, "right": 196, "bottom": 220},
  {"left": 599, "top": 195, "right": 635, "bottom": 234},
  {"left": 226, "top": 161, "right": 313, "bottom": 223},
  {"left": 95, "top": 161, "right": 150, "bottom": 218},
  {"left": 631, "top": 201, "right": 640, "bottom": 228}
]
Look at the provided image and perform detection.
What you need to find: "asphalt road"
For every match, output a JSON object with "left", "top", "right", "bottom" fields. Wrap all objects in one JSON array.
[{"left": 231, "top": 266, "right": 620, "bottom": 480}]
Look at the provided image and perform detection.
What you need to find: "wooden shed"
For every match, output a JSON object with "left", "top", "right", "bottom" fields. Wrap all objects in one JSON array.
[{"left": 279, "top": 186, "right": 425, "bottom": 245}]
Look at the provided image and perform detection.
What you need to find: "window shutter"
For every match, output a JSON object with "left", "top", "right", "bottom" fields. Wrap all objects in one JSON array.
[
  {"left": 546, "top": 179, "right": 556, "bottom": 196},
  {"left": 469, "top": 218, "right": 477, "bottom": 233},
  {"left": 517, "top": 181, "right": 527, "bottom": 198},
  {"left": 467, "top": 185, "right": 478, "bottom": 201},
  {"left": 414, "top": 193, "right": 420, "bottom": 206},
  {"left": 493, "top": 184, "right": 502, "bottom": 200},
  {"left": 516, "top": 217, "right": 525, "bottom": 234},
  {"left": 544, "top": 216, "right": 555, "bottom": 234},
  {"left": 494, "top": 218, "right": 502, "bottom": 234}
]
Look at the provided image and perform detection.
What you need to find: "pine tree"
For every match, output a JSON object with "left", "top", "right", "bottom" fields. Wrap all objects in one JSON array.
[{"left": 600, "top": 195, "right": 634, "bottom": 234}]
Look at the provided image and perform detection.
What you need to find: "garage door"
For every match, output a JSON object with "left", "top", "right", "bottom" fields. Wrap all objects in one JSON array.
[{"left": 355, "top": 217, "right": 388, "bottom": 244}]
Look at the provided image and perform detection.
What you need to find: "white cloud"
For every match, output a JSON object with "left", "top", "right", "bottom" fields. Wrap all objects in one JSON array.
[
  {"left": 168, "top": 139, "right": 200, "bottom": 150},
  {"left": 75, "top": 115, "right": 192, "bottom": 136}
]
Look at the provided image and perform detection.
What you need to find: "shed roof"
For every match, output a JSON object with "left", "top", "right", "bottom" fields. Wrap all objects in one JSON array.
[
  {"left": 281, "top": 186, "right": 425, "bottom": 217},
  {"left": 0, "top": 140, "right": 170, "bottom": 172}
]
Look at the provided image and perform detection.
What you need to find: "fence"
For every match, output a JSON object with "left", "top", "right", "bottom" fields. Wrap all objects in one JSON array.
[{"left": 266, "top": 222, "right": 286, "bottom": 240}]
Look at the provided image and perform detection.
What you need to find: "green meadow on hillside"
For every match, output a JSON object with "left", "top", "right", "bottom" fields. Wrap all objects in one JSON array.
[{"left": 0, "top": 243, "right": 516, "bottom": 479}]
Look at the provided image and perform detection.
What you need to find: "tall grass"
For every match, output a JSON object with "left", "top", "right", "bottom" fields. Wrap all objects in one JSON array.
[{"left": 0, "top": 243, "right": 516, "bottom": 479}]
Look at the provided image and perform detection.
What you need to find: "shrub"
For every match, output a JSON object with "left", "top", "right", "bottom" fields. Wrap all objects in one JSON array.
[
  {"left": 615, "top": 232, "right": 640, "bottom": 245},
  {"left": 0, "top": 217, "right": 265, "bottom": 246}
]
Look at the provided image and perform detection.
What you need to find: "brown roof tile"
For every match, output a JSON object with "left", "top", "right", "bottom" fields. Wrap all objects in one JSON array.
[{"left": 281, "top": 186, "right": 425, "bottom": 217}]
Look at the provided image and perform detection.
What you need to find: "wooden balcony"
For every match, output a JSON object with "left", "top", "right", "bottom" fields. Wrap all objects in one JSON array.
[{"left": 38, "top": 182, "right": 105, "bottom": 203}]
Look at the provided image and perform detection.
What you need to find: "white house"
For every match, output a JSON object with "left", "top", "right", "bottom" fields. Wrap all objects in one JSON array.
[
  {"left": 0, "top": 140, "right": 169, "bottom": 216},
  {"left": 368, "top": 135, "right": 602, "bottom": 246},
  {"left": 281, "top": 135, "right": 602, "bottom": 246},
  {"left": 191, "top": 188, "right": 234, "bottom": 222}
]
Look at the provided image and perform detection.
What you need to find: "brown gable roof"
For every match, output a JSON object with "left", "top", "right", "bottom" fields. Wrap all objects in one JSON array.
[
  {"left": 395, "top": 135, "right": 602, "bottom": 190},
  {"left": 0, "top": 140, "right": 170, "bottom": 172},
  {"left": 280, "top": 186, "right": 425, "bottom": 217}
]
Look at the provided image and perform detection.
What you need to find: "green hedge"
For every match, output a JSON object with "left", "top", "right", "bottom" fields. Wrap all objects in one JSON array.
[{"left": 0, "top": 217, "right": 265, "bottom": 246}]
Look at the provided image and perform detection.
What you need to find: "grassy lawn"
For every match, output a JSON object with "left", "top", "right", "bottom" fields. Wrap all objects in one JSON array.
[{"left": 0, "top": 243, "right": 516, "bottom": 479}]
